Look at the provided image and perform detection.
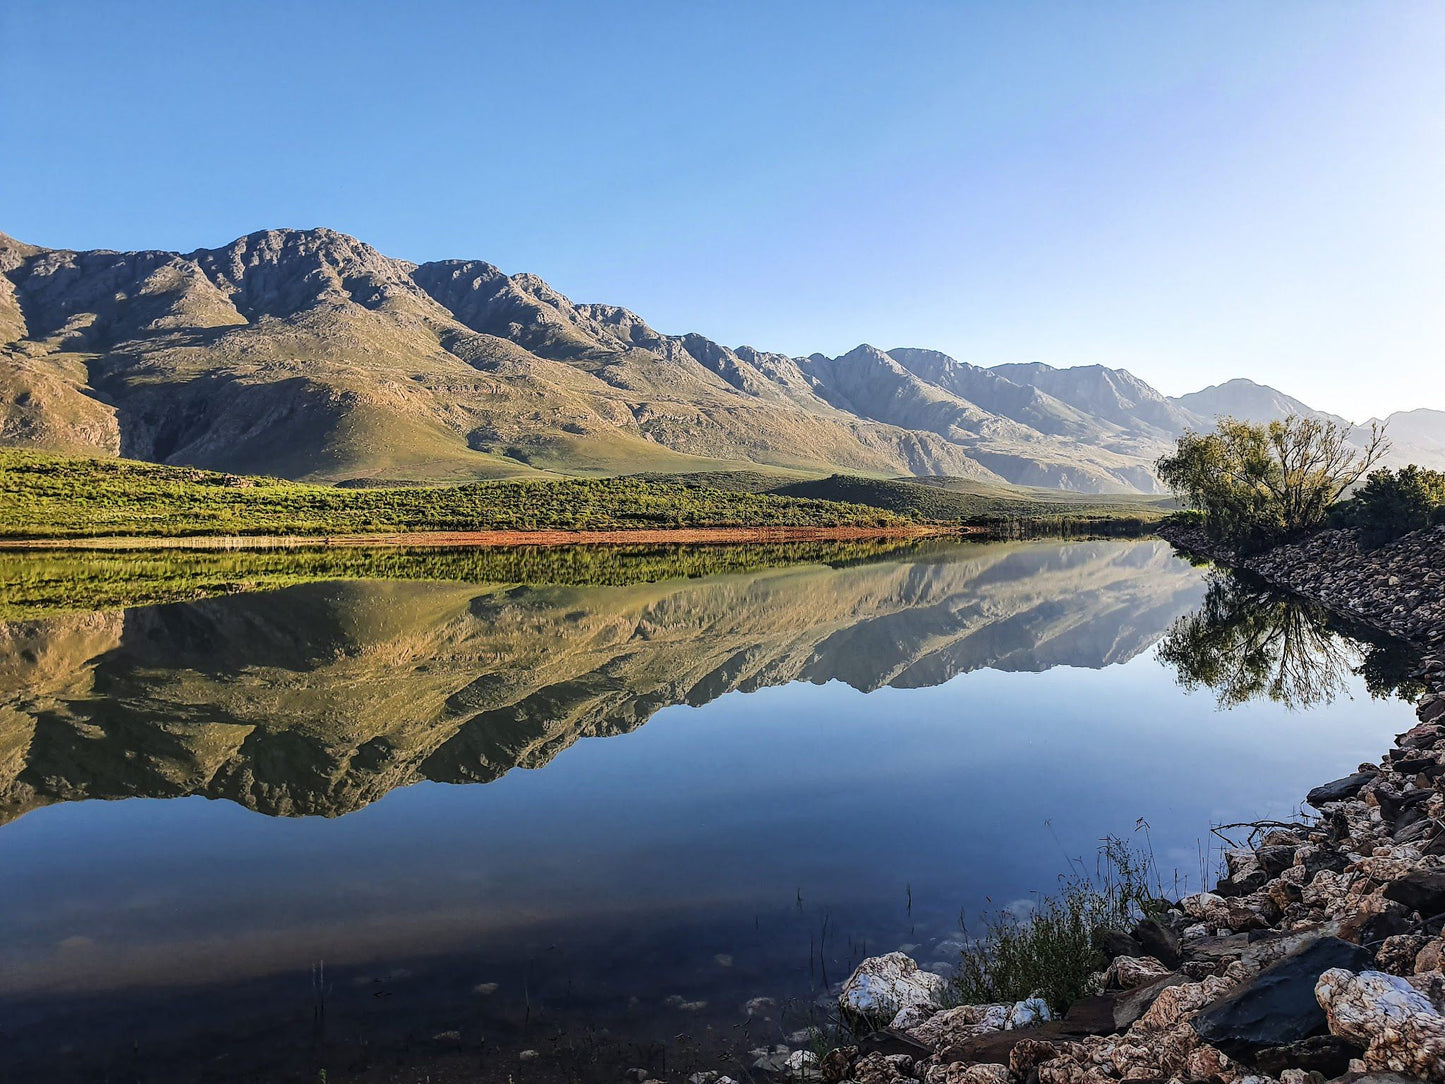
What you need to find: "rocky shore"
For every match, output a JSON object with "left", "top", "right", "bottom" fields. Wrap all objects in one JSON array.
[{"left": 809, "top": 523, "right": 1445, "bottom": 1084}]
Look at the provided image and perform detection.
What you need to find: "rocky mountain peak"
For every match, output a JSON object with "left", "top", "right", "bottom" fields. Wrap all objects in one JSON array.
[{"left": 3, "top": 224, "right": 1439, "bottom": 489}]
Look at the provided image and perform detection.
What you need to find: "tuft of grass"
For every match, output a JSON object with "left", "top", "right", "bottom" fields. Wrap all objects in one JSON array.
[{"left": 951, "top": 834, "right": 1166, "bottom": 1014}]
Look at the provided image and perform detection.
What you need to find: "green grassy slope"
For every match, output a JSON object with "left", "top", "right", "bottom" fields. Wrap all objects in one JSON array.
[
  {"left": 0, "top": 451, "right": 908, "bottom": 539},
  {"left": 635, "top": 471, "right": 1175, "bottom": 527}
]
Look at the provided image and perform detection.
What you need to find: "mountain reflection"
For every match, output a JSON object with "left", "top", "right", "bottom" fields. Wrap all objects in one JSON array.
[
  {"left": 1156, "top": 570, "right": 1418, "bottom": 710},
  {"left": 0, "top": 540, "right": 1206, "bottom": 824}
]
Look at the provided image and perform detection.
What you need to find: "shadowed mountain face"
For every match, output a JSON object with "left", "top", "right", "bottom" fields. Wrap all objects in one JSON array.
[
  {"left": 6, "top": 228, "right": 1433, "bottom": 491},
  {"left": 0, "top": 540, "right": 1205, "bottom": 823}
]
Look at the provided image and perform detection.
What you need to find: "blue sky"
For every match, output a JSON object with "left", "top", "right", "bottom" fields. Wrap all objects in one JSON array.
[{"left": 2, "top": 1, "right": 1442, "bottom": 419}]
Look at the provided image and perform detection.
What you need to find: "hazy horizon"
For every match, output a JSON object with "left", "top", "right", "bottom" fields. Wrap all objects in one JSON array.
[{"left": 3, "top": 2, "right": 1442, "bottom": 419}]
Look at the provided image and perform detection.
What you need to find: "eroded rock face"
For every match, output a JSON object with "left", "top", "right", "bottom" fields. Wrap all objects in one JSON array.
[
  {"left": 839, "top": 953, "right": 948, "bottom": 1019},
  {"left": 1316, "top": 967, "right": 1445, "bottom": 1080}
]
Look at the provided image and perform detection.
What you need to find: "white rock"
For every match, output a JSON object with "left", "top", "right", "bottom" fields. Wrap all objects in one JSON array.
[
  {"left": 889, "top": 1003, "right": 934, "bottom": 1031},
  {"left": 1180, "top": 892, "right": 1225, "bottom": 920},
  {"left": 1005, "top": 997, "right": 1052, "bottom": 1029},
  {"left": 1316, "top": 967, "right": 1445, "bottom": 1080},
  {"left": 1104, "top": 955, "right": 1172, "bottom": 989},
  {"left": 838, "top": 952, "right": 947, "bottom": 1018},
  {"left": 1225, "top": 848, "right": 1262, "bottom": 879},
  {"left": 905, "top": 1002, "right": 1009, "bottom": 1046},
  {"left": 785, "top": 1049, "right": 818, "bottom": 1077}
]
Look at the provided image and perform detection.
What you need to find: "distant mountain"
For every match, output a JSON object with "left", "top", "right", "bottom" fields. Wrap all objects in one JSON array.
[
  {"left": 992, "top": 361, "right": 1203, "bottom": 444},
  {"left": 1365, "top": 407, "right": 1445, "bottom": 471},
  {"left": 2, "top": 227, "right": 1439, "bottom": 491},
  {"left": 1169, "top": 378, "right": 1348, "bottom": 427}
]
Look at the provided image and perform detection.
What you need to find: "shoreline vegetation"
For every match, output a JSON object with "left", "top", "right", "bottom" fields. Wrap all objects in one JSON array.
[{"left": 0, "top": 450, "right": 1171, "bottom": 542}]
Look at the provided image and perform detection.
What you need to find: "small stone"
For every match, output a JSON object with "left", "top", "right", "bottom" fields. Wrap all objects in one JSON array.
[
  {"left": 1005, "top": 997, "right": 1051, "bottom": 1029},
  {"left": 1104, "top": 955, "right": 1172, "bottom": 990},
  {"left": 785, "top": 1050, "right": 819, "bottom": 1078}
]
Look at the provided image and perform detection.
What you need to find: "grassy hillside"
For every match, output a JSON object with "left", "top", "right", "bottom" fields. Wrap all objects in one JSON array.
[
  {"left": 637, "top": 471, "right": 1175, "bottom": 530},
  {"left": 0, "top": 451, "right": 908, "bottom": 539}
]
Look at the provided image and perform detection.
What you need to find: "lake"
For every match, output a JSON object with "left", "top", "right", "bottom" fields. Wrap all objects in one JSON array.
[{"left": 0, "top": 537, "right": 1421, "bottom": 1082}]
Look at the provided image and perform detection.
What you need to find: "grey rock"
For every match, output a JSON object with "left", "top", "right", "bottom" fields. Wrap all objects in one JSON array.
[
  {"left": 1191, "top": 937, "right": 1373, "bottom": 1057},
  {"left": 1307, "top": 773, "right": 1379, "bottom": 808}
]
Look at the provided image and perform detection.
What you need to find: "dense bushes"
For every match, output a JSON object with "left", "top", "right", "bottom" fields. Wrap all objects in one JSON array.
[
  {"left": 1331, "top": 465, "right": 1445, "bottom": 544},
  {"left": 1157, "top": 416, "right": 1387, "bottom": 548}
]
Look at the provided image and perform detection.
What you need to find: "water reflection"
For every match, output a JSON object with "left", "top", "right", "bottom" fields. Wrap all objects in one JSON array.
[
  {"left": 0, "top": 540, "right": 1422, "bottom": 1083},
  {"left": 1156, "top": 569, "right": 1419, "bottom": 709},
  {"left": 0, "top": 539, "right": 1203, "bottom": 823}
]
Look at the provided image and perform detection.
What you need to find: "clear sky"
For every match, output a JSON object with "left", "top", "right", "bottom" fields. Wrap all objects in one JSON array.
[{"left": 2, "top": 2, "right": 1442, "bottom": 420}]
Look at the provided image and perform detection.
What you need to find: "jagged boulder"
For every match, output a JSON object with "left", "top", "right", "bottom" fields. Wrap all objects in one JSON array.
[
  {"left": 1193, "top": 936, "right": 1372, "bottom": 1057},
  {"left": 1130, "top": 917, "right": 1182, "bottom": 968},
  {"left": 905, "top": 1004, "right": 1009, "bottom": 1049},
  {"left": 839, "top": 953, "right": 947, "bottom": 1020},
  {"left": 1317, "top": 967, "right": 1445, "bottom": 1081},
  {"left": 1382, "top": 868, "right": 1445, "bottom": 916},
  {"left": 1102, "top": 955, "right": 1172, "bottom": 990},
  {"left": 1308, "top": 771, "right": 1378, "bottom": 808}
]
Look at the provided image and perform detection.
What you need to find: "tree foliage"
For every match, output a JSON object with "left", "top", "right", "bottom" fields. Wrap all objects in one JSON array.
[
  {"left": 1156, "top": 416, "right": 1387, "bottom": 547},
  {"left": 1331, "top": 465, "right": 1445, "bottom": 545}
]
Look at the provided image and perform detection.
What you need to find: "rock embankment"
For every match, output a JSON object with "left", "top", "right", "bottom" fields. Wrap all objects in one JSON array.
[
  {"left": 816, "top": 523, "right": 1445, "bottom": 1084},
  {"left": 1158, "top": 523, "right": 1445, "bottom": 646}
]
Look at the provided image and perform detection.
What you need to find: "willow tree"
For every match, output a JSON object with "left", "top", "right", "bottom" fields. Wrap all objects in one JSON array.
[{"left": 1156, "top": 416, "right": 1388, "bottom": 546}]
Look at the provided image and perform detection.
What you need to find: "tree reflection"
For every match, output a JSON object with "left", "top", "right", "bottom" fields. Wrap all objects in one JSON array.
[{"left": 1157, "top": 571, "right": 1416, "bottom": 710}]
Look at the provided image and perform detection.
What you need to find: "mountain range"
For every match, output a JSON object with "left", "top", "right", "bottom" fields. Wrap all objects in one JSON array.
[{"left": 2, "top": 227, "right": 1438, "bottom": 493}]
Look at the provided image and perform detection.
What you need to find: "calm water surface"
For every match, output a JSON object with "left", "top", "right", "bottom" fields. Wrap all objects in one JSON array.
[{"left": 0, "top": 538, "right": 1420, "bottom": 1081}]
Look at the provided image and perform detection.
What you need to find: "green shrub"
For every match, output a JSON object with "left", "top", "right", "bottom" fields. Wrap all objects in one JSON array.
[
  {"left": 1156, "top": 416, "right": 1387, "bottom": 549},
  {"left": 1332, "top": 465, "right": 1445, "bottom": 544},
  {"left": 952, "top": 836, "right": 1164, "bottom": 1013}
]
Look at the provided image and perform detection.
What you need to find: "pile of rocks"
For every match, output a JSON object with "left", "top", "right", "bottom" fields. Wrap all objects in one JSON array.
[
  {"left": 1158, "top": 523, "right": 1445, "bottom": 646},
  {"left": 814, "top": 525, "right": 1445, "bottom": 1084}
]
